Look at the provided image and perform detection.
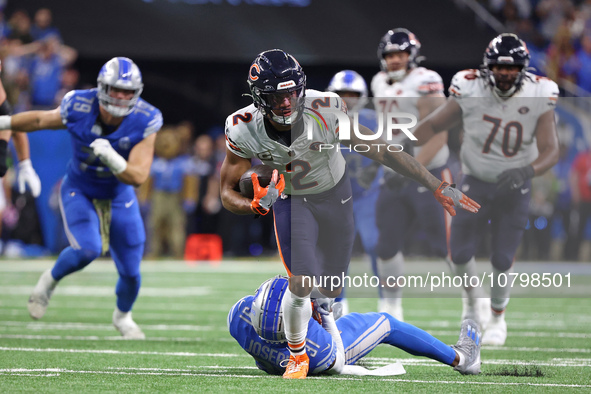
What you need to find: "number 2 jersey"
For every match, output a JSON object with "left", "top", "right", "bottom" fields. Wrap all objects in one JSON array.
[
  {"left": 60, "top": 88, "right": 163, "bottom": 199},
  {"left": 449, "top": 69, "right": 559, "bottom": 183},
  {"left": 371, "top": 67, "right": 449, "bottom": 170},
  {"left": 224, "top": 90, "right": 346, "bottom": 195}
]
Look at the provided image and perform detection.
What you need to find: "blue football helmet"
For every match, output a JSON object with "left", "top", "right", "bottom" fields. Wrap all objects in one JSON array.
[
  {"left": 327, "top": 70, "right": 368, "bottom": 111},
  {"left": 250, "top": 275, "right": 289, "bottom": 342},
  {"left": 247, "top": 49, "right": 306, "bottom": 125},
  {"left": 377, "top": 28, "right": 422, "bottom": 81},
  {"left": 97, "top": 57, "right": 143, "bottom": 117},
  {"left": 481, "top": 33, "right": 530, "bottom": 97}
]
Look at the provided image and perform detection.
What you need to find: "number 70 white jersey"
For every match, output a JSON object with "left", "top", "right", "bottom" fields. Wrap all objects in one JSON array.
[
  {"left": 449, "top": 69, "right": 559, "bottom": 183},
  {"left": 224, "top": 90, "right": 347, "bottom": 195}
]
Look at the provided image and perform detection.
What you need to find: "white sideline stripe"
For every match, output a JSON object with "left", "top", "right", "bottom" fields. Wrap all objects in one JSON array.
[
  {"left": 0, "top": 334, "right": 220, "bottom": 342},
  {"left": 483, "top": 346, "right": 591, "bottom": 353},
  {"left": 0, "top": 302, "right": 233, "bottom": 312},
  {"left": 0, "top": 321, "right": 223, "bottom": 331},
  {"left": 0, "top": 368, "right": 590, "bottom": 387},
  {"left": 0, "top": 286, "right": 210, "bottom": 297},
  {"left": 427, "top": 330, "right": 591, "bottom": 339},
  {"left": 0, "top": 310, "right": 216, "bottom": 322},
  {"left": 363, "top": 357, "right": 591, "bottom": 367},
  {"left": 0, "top": 347, "right": 247, "bottom": 357},
  {"left": 414, "top": 320, "right": 576, "bottom": 329},
  {"left": 3, "top": 345, "right": 591, "bottom": 359}
]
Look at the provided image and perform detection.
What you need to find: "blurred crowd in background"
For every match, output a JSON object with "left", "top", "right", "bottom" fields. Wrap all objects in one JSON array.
[{"left": 0, "top": 2, "right": 590, "bottom": 262}]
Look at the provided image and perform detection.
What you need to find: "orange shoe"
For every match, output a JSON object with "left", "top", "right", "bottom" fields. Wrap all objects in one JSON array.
[{"left": 282, "top": 353, "right": 309, "bottom": 379}]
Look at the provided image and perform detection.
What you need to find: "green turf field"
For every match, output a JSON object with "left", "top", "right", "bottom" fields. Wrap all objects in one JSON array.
[{"left": 1, "top": 259, "right": 590, "bottom": 392}]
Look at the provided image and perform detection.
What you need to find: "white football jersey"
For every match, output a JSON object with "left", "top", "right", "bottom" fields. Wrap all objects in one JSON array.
[
  {"left": 371, "top": 67, "right": 449, "bottom": 169},
  {"left": 225, "top": 90, "right": 347, "bottom": 195},
  {"left": 449, "top": 69, "right": 559, "bottom": 183}
]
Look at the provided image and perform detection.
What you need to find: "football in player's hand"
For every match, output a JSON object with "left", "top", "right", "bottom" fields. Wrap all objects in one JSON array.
[{"left": 239, "top": 164, "right": 274, "bottom": 199}]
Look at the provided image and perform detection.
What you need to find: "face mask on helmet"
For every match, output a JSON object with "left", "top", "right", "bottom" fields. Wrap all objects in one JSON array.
[
  {"left": 481, "top": 33, "right": 530, "bottom": 98},
  {"left": 247, "top": 49, "right": 307, "bottom": 126},
  {"left": 327, "top": 70, "right": 368, "bottom": 111},
  {"left": 255, "top": 85, "right": 305, "bottom": 125},
  {"left": 378, "top": 28, "right": 422, "bottom": 82},
  {"left": 97, "top": 57, "right": 143, "bottom": 117},
  {"left": 250, "top": 276, "right": 289, "bottom": 342}
]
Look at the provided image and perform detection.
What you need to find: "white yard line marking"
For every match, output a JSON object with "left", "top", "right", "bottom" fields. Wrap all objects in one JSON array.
[
  {"left": 427, "top": 330, "right": 591, "bottom": 339},
  {"left": 363, "top": 357, "right": 591, "bottom": 367},
  {"left": 0, "top": 286, "right": 210, "bottom": 297},
  {"left": 0, "top": 368, "right": 590, "bottom": 387},
  {"left": 0, "top": 334, "right": 212, "bottom": 342},
  {"left": 0, "top": 321, "right": 223, "bottom": 331},
  {"left": 0, "top": 347, "right": 246, "bottom": 357}
]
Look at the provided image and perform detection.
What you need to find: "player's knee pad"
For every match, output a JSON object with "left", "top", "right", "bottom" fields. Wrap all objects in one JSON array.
[
  {"left": 491, "top": 252, "right": 513, "bottom": 272},
  {"left": 450, "top": 247, "right": 473, "bottom": 266},
  {"left": 76, "top": 247, "right": 102, "bottom": 264}
]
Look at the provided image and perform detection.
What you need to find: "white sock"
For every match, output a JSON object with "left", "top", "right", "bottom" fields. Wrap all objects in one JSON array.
[
  {"left": 456, "top": 348, "right": 465, "bottom": 367},
  {"left": 490, "top": 267, "right": 511, "bottom": 313},
  {"left": 454, "top": 257, "right": 486, "bottom": 298},
  {"left": 35, "top": 269, "right": 58, "bottom": 293},
  {"left": 378, "top": 251, "right": 404, "bottom": 298},
  {"left": 114, "top": 307, "right": 132, "bottom": 321},
  {"left": 282, "top": 288, "right": 312, "bottom": 356}
]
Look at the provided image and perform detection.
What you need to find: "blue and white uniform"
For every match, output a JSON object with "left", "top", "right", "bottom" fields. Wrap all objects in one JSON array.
[
  {"left": 228, "top": 286, "right": 457, "bottom": 375},
  {"left": 53, "top": 88, "right": 162, "bottom": 312}
]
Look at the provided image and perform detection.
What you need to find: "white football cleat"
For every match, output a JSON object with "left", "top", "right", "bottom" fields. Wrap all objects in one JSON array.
[
  {"left": 378, "top": 298, "right": 404, "bottom": 322},
  {"left": 28, "top": 269, "right": 58, "bottom": 320},
  {"left": 113, "top": 308, "right": 146, "bottom": 339},
  {"left": 452, "top": 319, "right": 482, "bottom": 375},
  {"left": 482, "top": 313, "right": 507, "bottom": 346},
  {"left": 461, "top": 294, "right": 490, "bottom": 330}
]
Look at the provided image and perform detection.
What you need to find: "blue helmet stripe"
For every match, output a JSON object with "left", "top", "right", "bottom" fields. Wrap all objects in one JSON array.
[
  {"left": 343, "top": 71, "right": 355, "bottom": 85},
  {"left": 118, "top": 58, "right": 131, "bottom": 82},
  {"left": 260, "top": 277, "right": 288, "bottom": 341}
]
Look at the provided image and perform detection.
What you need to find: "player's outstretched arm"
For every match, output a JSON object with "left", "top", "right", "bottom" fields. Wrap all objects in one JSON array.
[
  {"left": 220, "top": 148, "right": 256, "bottom": 215},
  {"left": 344, "top": 123, "right": 479, "bottom": 215},
  {"left": 0, "top": 108, "right": 65, "bottom": 133},
  {"left": 413, "top": 99, "right": 462, "bottom": 146}
]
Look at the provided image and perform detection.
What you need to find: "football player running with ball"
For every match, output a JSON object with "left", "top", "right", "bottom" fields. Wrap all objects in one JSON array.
[
  {"left": 0, "top": 57, "right": 163, "bottom": 339},
  {"left": 414, "top": 34, "right": 559, "bottom": 345},
  {"left": 220, "top": 49, "right": 480, "bottom": 379}
]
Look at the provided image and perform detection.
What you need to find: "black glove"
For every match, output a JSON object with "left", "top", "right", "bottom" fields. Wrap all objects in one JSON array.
[
  {"left": 0, "top": 139, "right": 7, "bottom": 177},
  {"left": 496, "top": 165, "right": 534, "bottom": 191}
]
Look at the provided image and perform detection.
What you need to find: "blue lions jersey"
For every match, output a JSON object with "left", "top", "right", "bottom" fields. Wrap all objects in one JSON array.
[
  {"left": 60, "top": 88, "right": 163, "bottom": 199},
  {"left": 228, "top": 296, "right": 338, "bottom": 375},
  {"left": 340, "top": 108, "right": 382, "bottom": 199}
]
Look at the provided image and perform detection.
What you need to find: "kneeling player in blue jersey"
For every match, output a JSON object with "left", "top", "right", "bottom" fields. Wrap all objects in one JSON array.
[
  {"left": 0, "top": 57, "right": 163, "bottom": 339},
  {"left": 228, "top": 276, "right": 482, "bottom": 376}
]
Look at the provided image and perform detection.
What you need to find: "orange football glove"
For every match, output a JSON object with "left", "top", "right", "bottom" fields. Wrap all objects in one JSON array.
[
  {"left": 433, "top": 181, "right": 481, "bottom": 216},
  {"left": 250, "top": 169, "right": 285, "bottom": 216}
]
